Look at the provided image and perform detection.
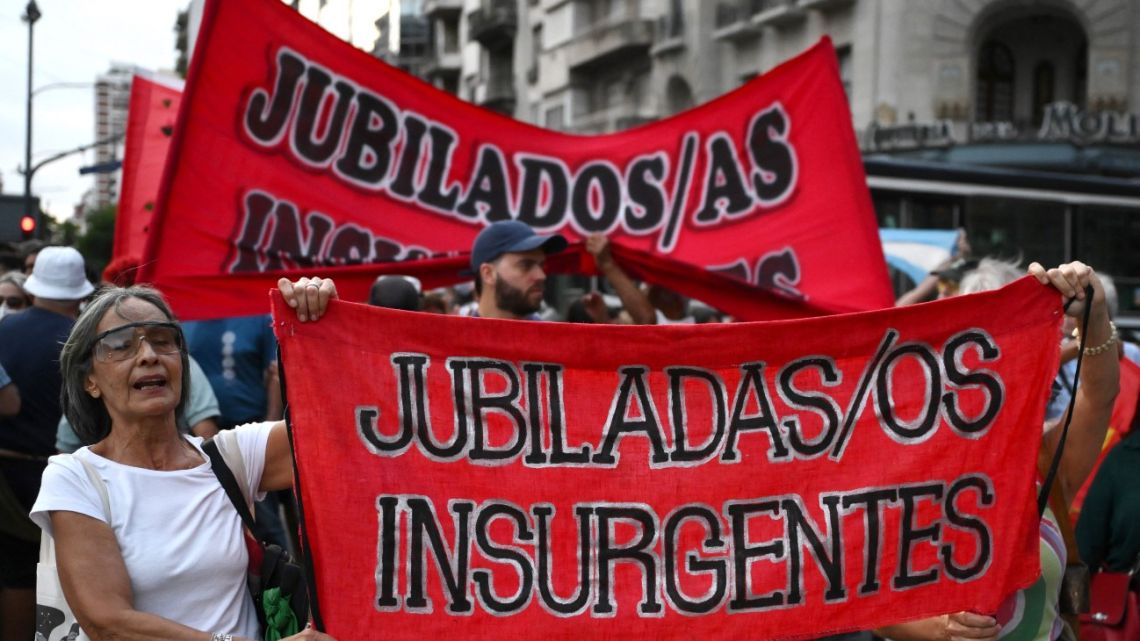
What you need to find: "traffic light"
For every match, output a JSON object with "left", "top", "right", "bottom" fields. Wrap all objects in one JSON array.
[{"left": 19, "top": 215, "right": 36, "bottom": 239}]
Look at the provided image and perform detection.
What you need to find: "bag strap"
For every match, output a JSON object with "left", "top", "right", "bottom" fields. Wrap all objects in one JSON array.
[
  {"left": 74, "top": 453, "right": 111, "bottom": 522},
  {"left": 212, "top": 430, "right": 254, "bottom": 506},
  {"left": 41, "top": 453, "right": 114, "bottom": 565},
  {"left": 1038, "top": 285, "right": 1094, "bottom": 517},
  {"left": 279, "top": 346, "right": 325, "bottom": 631},
  {"left": 202, "top": 439, "right": 259, "bottom": 536}
]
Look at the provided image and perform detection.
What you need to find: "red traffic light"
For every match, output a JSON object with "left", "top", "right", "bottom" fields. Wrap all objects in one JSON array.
[{"left": 19, "top": 215, "right": 36, "bottom": 236}]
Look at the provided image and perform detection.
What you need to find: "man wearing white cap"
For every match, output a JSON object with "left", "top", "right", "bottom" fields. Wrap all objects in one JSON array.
[{"left": 0, "top": 246, "right": 93, "bottom": 641}]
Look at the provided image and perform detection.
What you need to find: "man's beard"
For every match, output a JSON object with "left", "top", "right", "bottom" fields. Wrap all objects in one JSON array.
[{"left": 494, "top": 275, "right": 542, "bottom": 317}]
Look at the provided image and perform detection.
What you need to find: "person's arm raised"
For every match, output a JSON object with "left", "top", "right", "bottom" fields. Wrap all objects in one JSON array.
[
  {"left": 1028, "top": 260, "right": 1120, "bottom": 500},
  {"left": 586, "top": 235, "right": 656, "bottom": 325}
]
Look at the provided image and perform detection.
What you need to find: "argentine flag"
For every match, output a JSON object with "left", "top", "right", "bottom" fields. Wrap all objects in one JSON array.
[{"left": 878, "top": 229, "right": 959, "bottom": 286}]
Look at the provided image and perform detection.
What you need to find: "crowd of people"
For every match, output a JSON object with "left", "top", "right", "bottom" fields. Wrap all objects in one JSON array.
[{"left": 0, "top": 223, "right": 1135, "bottom": 641}]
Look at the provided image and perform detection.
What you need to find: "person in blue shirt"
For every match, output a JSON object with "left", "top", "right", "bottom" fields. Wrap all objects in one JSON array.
[{"left": 0, "top": 246, "right": 93, "bottom": 641}]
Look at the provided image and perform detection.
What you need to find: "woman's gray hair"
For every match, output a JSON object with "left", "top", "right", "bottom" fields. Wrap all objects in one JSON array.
[
  {"left": 0, "top": 271, "right": 29, "bottom": 294},
  {"left": 59, "top": 286, "right": 190, "bottom": 446},
  {"left": 959, "top": 257, "right": 1023, "bottom": 295}
]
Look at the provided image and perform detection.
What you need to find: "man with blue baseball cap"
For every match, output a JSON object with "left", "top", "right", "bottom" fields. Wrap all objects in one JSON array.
[{"left": 468, "top": 221, "right": 567, "bottom": 320}]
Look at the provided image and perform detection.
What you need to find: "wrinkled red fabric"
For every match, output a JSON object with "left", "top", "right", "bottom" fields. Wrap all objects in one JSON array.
[
  {"left": 273, "top": 276, "right": 1060, "bottom": 641},
  {"left": 112, "top": 72, "right": 182, "bottom": 264},
  {"left": 139, "top": 0, "right": 892, "bottom": 321}
]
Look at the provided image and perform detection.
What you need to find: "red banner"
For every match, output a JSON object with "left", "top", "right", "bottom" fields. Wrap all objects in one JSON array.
[
  {"left": 274, "top": 276, "right": 1062, "bottom": 640},
  {"left": 139, "top": 0, "right": 893, "bottom": 321},
  {"left": 112, "top": 72, "right": 183, "bottom": 264}
]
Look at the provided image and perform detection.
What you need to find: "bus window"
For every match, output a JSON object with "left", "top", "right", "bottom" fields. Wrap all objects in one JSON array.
[
  {"left": 909, "top": 198, "right": 958, "bottom": 229},
  {"left": 871, "top": 192, "right": 959, "bottom": 230},
  {"left": 965, "top": 196, "right": 1065, "bottom": 267},
  {"left": 873, "top": 192, "right": 903, "bottom": 228},
  {"left": 1076, "top": 206, "right": 1140, "bottom": 317}
]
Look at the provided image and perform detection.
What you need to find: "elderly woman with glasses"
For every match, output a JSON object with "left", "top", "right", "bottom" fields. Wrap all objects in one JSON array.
[{"left": 28, "top": 284, "right": 337, "bottom": 641}]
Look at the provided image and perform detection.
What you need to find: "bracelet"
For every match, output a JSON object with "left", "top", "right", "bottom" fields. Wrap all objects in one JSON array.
[
  {"left": 1075, "top": 321, "right": 1119, "bottom": 356},
  {"left": 211, "top": 634, "right": 233, "bottom": 641}
]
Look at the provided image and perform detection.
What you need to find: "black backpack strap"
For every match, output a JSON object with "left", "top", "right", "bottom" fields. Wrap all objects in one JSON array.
[
  {"left": 203, "top": 439, "right": 259, "bottom": 536},
  {"left": 1037, "top": 285, "right": 1094, "bottom": 517}
]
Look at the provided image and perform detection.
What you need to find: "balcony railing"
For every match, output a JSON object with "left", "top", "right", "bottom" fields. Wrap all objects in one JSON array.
[
  {"left": 572, "top": 104, "right": 657, "bottom": 134},
  {"left": 423, "top": 0, "right": 462, "bottom": 19},
  {"left": 423, "top": 52, "right": 461, "bottom": 80},
  {"left": 651, "top": 12, "right": 685, "bottom": 55},
  {"left": 751, "top": 0, "right": 805, "bottom": 28},
  {"left": 566, "top": 16, "right": 654, "bottom": 71},
  {"left": 470, "top": 0, "right": 518, "bottom": 52},
  {"left": 798, "top": 0, "right": 854, "bottom": 11},
  {"left": 714, "top": 1, "right": 760, "bottom": 41},
  {"left": 475, "top": 76, "right": 516, "bottom": 114}
]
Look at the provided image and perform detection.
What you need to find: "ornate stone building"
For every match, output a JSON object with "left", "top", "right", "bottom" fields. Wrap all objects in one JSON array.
[{"left": 401, "top": 0, "right": 1140, "bottom": 324}]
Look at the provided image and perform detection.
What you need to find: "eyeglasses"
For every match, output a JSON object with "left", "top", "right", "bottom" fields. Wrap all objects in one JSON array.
[
  {"left": 1, "top": 297, "right": 27, "bottom": 310},
  {"left": 91, "top": 321, "right": 184, "bottom": 363}
]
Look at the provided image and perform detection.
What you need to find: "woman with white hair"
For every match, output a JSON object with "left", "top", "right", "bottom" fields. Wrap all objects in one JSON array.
[{"left": 878, "top": 259, "right": 1120, "bottom": 641}]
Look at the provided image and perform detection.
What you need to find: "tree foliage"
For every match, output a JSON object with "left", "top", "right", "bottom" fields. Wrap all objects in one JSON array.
[
  {"left": 75, "top": 204, "right": 116, "bottom": 280},
  {"left": 175, "top": 10, "right": 189, "bottom": 78}
]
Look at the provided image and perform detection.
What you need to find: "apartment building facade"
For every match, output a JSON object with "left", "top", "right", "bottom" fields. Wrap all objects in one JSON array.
[
  {"left": 402, "top": 0, "right": 1140, "bottom": 322},
  {"left": 412, "top": 1, "right": 1136, "bottom": 134},
  {"left": 91, "top": 64, "right": 135, "bottom": 211}
]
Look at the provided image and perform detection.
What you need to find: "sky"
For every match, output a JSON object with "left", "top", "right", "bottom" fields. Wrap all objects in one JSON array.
[{"left": 0, "top": 0, "right": 385, "bottom": 222}]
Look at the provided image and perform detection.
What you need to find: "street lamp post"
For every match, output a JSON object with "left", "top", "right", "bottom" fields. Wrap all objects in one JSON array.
[{"left": 22, "top": 0, "right": 42, "bottom": 236}]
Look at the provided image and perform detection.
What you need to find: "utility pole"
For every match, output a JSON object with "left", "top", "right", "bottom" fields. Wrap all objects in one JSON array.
[{"left": 22, "top": 1, "right": 42, "bottom": 235}]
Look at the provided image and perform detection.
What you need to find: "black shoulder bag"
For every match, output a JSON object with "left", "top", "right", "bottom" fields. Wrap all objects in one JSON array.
[{"left": 203, "top": 439, "right": 309, "bottom": 640}]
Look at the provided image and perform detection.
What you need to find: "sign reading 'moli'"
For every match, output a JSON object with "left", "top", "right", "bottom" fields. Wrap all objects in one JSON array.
[
  {"left": 139, "top": 0, "right": 893, "bottom": 321},
  {"left": 274, "top": 276, "right": 1061, "bottom": 640}
]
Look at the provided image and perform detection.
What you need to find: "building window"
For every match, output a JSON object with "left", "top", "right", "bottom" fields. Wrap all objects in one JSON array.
[
  {"left": 965, "top": 196, "right": 1065, "bottom": 268},
  {"left": 1076, "top": 206, "right": 1140, "bottom": 316},
  {"left": 545, "top": 105, "right": 565, "bottom": 130},
  {"left": 975, "top": 41, "right": 1014, "bottom": 122},
  {"left": 836, "top": 45, "right": 852, "bottom": 100},
  {"left": 443, "top": 17, "right": 459, "bottom": 54},
  {"left": 529, "top": 25, "right": 542, "bottom": 84},
  {"left": 1032, "top": 61, "right": 1054, "bottom": 125},
  {"left": 1074, "top": 44, "right": 1087, "bottom": 108}
]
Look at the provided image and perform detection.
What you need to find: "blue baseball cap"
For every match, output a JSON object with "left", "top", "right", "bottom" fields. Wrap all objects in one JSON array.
[{"left": 466, "top": 221, "right": 567, "bottom": 276}]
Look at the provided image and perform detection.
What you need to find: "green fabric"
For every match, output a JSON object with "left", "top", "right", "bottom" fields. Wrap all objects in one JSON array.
[
  {"left": 1076, "top": 432, "right": 1140, "bottom": 572},
  {"left": 261, "top": 587, "right": 300, "bottom": 641}
]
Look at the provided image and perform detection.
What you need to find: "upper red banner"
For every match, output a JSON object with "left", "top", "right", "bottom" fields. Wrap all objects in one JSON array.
[
  {"left": 138, "top": 0, "right": 893, "bottom": 321},
  {"left": 112, "top": 72, "right": 182, "bottom": 264},
  {"left": 274, "top": 276, "right": 1062, "bottom": 640}
]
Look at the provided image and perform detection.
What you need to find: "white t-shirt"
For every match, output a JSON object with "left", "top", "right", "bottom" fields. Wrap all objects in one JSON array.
[{"left": 31, "top": 422, "right": 275, "bottom": 639}]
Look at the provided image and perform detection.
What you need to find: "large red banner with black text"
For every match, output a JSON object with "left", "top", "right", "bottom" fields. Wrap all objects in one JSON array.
[
  {"left": 274, "top": 276, "right": 1062, "bottom": 640},
  {"left": 140, "top": 0, "right": 893, "bottom": 321}
]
